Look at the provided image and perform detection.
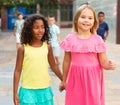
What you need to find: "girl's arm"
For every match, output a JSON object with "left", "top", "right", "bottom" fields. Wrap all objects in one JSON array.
[
  {"left": 59, "top": 51, "right": 71, "bottom": 91},
  {"left": 48, "top": 44, "right": 62, "bottom": 81},
  {"left": 13, "top": 45, "right": 24, "bottom": 105},
  {"left": 62, "top": 52, "right": 71, "bottom": 83},
  {"left": 98, "top": 52, "right": 116, "bottom": 70}
]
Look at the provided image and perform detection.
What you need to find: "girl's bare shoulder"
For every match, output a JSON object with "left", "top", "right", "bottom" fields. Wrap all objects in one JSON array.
[{"left": 17, "top": 44, "right": 24, "bottom": 52}]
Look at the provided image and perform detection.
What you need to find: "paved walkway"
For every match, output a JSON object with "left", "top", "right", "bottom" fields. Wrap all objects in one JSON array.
[{"left": 0, "top": 29, "right": 120, "bottom": 105}]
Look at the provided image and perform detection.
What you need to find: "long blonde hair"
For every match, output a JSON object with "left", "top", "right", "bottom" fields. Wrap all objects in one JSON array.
[{"left": 73, "top": 5, "right": 98, "bottom": 34}]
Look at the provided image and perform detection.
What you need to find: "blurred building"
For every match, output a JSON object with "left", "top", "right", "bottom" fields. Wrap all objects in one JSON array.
[
  {"left": 39, "top": 0, "right": 73, "bottom": 28},
  {"left": 73, "top": 0, "right": 117, "bottom": 43},
  {"left": 1, "top": 6, "right": 35, "bottom": 31},
  {"left": 1, "top": 0, "right": 119, "bottom": 43},
  {"left": 1, "top": 0, "right": 74, "bottom": 31}
]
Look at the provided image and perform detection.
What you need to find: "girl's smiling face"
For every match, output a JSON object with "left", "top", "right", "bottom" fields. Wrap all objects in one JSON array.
[
  {"left": 32, "top": 19, "right": 45, "bottom": 40},
  {"left": 77, "top": 8, "right": 94, "bottom": 32}
]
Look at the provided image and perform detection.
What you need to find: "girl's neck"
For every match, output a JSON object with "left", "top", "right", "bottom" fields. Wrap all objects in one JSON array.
[
  {"left": 76, "top": 29, "right": 92, "bottom": 39},
  {"left": 77, "top": 30, "right": 91, "bottom": 36},
  {"left": 30, "top": 40, "right": 43, "bottom": 47}
]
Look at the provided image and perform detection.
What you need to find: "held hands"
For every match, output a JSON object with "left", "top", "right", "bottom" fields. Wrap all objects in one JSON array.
[{"left": 59, "top": 81, "right": 66, "bottom": 92}]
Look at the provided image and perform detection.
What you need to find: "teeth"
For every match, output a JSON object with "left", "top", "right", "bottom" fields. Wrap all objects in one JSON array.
[{"left": 83, "top": 24, "right": 87, "bottom": 26}]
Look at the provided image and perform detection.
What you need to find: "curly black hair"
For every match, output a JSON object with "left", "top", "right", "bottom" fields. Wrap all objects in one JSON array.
[{"left": 21, "top": 14, "right": 51, "bottom": 44}]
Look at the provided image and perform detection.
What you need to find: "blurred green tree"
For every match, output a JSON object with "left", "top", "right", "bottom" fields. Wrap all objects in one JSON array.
[
  {"left": 0, "top": 0, "right": 34, "bottom": 7},
  {"left": 0, "top": 0, "right": 60, "bottom": 14},
  {"left": 0, "top": 0, "right": 59, "bottom": 7}
]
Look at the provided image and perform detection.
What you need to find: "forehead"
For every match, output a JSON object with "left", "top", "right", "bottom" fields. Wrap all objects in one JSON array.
[
  {"left": 18, "top": 14, "right": 23, "bottom": 17},
  {"left": 48, "top": 17, "right": 55, "bottom": 21},
  {"left": 33, "top": 19, "right": 44, "bottom": 25},
  {"left": 80, "top": 8, "right": 94, "bottom": 16},
  {"left": 98, "top": 13, "right": 104, "bottom": 17}
]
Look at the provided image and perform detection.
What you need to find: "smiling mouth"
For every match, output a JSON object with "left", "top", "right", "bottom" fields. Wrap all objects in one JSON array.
[
  {"left": 83, "top": 24, "right": 88, "bottom": 26},
  {"left": 37, "top": 34, "right": 43, "bottom": 38},
  {"left": 37, "top": 33, "right": 43, "bottom": 36}
]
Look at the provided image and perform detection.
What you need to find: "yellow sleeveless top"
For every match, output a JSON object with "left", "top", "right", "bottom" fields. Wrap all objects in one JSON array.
[{"left": 21, "top": 42, "right": 51, "bottom": 89}]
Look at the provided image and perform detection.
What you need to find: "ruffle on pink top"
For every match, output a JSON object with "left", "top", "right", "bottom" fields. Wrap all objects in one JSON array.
[{"left": 60, "top": 33, "right": 106, "bottom": 53}]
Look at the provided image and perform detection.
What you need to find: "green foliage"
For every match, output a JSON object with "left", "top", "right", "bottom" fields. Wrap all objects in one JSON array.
[
  {"left": 0, "top": 0, "right": 60, "bottom": 8},
  {"left": 0, "top": 0, "right": 35, "bottom": 7},
  {"left": 0, "top": 0, "right": 60, "bottom": 15}
]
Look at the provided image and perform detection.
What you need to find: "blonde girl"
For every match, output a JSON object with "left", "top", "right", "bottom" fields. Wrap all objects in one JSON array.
[{"left": 59, "top": 4, "right": 116, "bottom": 105}]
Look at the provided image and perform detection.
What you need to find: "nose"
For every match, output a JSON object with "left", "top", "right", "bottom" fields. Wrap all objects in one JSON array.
[
  {"left": 84, "top": 18, "right": 89, "bottom": 22},
  {"left": 38, "top": 27, "right": 44, "bottom": 32}
]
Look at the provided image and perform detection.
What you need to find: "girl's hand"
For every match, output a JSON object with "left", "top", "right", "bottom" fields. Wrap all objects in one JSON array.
[
  {"left": 59, "top": 81, "right": 66, "bottom": 92},
  {"left": 13, "top": 94, "right": 20, "bottom": 105},
  {"left": 107, "top": 60, "right": 116, "bottom": 70}
]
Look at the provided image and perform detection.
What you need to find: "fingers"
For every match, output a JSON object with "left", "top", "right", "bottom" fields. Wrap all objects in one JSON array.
[
  {"left": 108, "top": 60, "right": 116, "bottom": 70},
  {"left": 59, "top": 86, "right": 65, "bottom": 92},
  {"left": 59, "top": 82, "right": 66, "bottom": 92},
  {"left": 15, "top": 101, "right": 20, "bottom": 105},
  {"left": 14, "top": 100, "right": 20, "bottom": 105},
  {"left": 14, "top": 95, "right": 20, "bottom": 105},
  {"left": 59, "top": 85, "right": 65, "bottom": 92}
]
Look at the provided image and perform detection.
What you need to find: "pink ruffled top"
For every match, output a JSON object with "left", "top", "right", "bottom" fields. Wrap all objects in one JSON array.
[
  {"left": 60, "top": 33, "right": 106, "bottom": 105},
  {"left": 60, "top": 32, "right": 106, "bottom": 53}
]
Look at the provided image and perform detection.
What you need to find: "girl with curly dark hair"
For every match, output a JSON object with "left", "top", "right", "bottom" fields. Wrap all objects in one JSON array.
[{"left": 13, "top": 14, "right": 62, "bottom": 105}]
